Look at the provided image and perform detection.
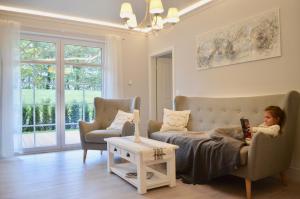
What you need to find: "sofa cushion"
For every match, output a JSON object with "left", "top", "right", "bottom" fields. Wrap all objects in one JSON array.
[
  {"left": 160, "top": 108, "right": 191, "bottom": 132},
  {"left": 85, "top": 129, "right": 121, "bottom": 143}
]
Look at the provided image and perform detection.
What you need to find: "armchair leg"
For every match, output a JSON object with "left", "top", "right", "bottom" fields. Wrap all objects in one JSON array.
[
  {"left": 245, "top": 178, "right": 252, "bottom": 199},
  {"left": 83, "top": 149, "right": 88, "bottom": 163},
  {"left": 280, "top": 171, "right": 287, "bottom": 186},
  {"left": 100, "top": 150, "right": 103, "bottom": 156}
]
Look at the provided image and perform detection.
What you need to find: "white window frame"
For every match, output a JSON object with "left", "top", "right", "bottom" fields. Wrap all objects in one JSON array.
[{"left": 20, "top": 33, "right": 104, "bottom": 154}]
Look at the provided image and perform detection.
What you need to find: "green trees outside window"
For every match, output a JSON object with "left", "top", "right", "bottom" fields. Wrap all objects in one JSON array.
[{"left": 21, "top": 39, "right": 102, "bottom": 137}]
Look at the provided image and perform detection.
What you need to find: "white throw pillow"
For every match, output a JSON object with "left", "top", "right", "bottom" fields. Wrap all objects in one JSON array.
[
  {"left": 160, "top": 108, "right": 191, "bottom": 132},
  {"left": 107, "top": 110, "right": 134, "bottom": 130}
]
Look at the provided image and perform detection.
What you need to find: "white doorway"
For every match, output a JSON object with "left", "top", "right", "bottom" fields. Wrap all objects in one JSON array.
[{"left": 149, "top": 50, "right": 174, "bottom": 121}]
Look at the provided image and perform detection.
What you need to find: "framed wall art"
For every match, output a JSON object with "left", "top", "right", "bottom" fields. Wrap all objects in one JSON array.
[{"left": 196, "top": 9, "right": 281, "bottom": 70}]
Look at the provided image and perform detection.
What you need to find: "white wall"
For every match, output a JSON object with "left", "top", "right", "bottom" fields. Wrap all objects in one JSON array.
[
  {"left": 148, "top": 0, "right": 300, "bottom": 178},
  {"left": 0, "top": 11, "right": 149, "bottom": 136},
  {"left": 121, "top": 36, "right": 149, "bottom": 135}
]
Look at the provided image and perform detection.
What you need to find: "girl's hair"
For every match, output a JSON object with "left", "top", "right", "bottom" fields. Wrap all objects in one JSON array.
[{"left": 265, "top": 106, "right": 285, "bottom": 126}]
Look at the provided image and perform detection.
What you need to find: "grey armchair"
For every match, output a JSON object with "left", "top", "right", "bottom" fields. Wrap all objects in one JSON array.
[{"left": 79, "top": 96, "right": 141, "bottom": 163}]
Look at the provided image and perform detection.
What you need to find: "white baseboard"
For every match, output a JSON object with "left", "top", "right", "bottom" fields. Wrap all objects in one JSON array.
[{"left": 287, "top": 167, "right": 300, "bottom": 182}]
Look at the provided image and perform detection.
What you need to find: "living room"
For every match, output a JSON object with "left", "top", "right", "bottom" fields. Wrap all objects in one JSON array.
[{"left": 0, "top": 0, "right": 300, "bottom": 198}]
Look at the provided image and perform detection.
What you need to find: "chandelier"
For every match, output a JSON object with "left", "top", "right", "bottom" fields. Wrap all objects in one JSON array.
[{"left": 120, "top": 0, "right": 180, "bottom": 31}]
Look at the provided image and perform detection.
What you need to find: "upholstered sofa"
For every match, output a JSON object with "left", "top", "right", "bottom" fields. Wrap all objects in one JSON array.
[{"left": 148, "top": 91, "right": 300, "bottom": 199}]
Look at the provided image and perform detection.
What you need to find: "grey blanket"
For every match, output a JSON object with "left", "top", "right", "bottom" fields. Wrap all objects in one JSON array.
[{"left": 151, "top": 130, "right": 245, "bottom": 184}]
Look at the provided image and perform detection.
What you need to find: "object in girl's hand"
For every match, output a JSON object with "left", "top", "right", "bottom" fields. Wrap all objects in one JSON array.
[{"left": 240, "top": 118, "right": 251, "bottom": 139}]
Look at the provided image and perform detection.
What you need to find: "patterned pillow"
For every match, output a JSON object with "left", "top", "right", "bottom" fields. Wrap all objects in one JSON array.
[
  {"left": 160, "top": 108, "right": 191, "bottom": 132},
  {"left": 107, "top": 110, "right": 133, "bottom": 130}
]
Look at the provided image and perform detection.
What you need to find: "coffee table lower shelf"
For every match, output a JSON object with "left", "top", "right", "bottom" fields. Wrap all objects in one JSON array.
[{"left": 111, "top": 162, "right": 170, "bottom": 190}]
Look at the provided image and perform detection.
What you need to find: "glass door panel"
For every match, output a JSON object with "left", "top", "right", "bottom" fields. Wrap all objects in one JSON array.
[
  {"left": 21, "top": 63, "right": 57, "bottom": 148},
  {"left": 64, "top": 65, "right": 102, "bottom": 145}
]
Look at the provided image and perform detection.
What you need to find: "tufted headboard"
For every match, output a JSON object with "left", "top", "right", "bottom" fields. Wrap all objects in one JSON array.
[{"left": 175, "top": 92, "right": 295, "bottom": 132}]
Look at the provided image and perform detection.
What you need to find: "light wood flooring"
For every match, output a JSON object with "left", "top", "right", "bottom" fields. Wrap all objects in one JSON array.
[{"left": 0, "top": 150, "right": 299, "bottom": 199}]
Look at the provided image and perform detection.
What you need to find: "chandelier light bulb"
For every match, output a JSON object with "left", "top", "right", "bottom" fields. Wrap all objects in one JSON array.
[
  {"left": 120, "top": 2, "right": 133, "bottom": 19},
  {"left": 149, "top": 0, "right": 164, "bottom": 14},
  {"left": 127, "top": 14, "right": 137, "bottom": 28},
  {"left": 166, "top": 8, "right": 179, "bottom": 24}
]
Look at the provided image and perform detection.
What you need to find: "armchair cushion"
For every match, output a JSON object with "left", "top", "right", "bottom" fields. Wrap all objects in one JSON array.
[
  {"left": 107, "top": 110, "right": 134, "bottom": 130},
  {"left": 85, "top": 129, "right": 121, "bottom": 143}
]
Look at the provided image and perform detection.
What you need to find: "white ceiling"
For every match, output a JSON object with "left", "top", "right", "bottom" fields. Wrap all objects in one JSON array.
[{"left": 0, "top": 0, "right": 200, "bottom": 25}]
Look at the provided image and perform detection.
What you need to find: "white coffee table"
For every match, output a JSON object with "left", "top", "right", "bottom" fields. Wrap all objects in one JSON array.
[{"left": 104, "top": 136, "right": 179, "bottom": 194}]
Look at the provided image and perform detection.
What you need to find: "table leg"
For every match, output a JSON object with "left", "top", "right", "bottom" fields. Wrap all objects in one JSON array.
[
  {"left": 107, "top": 144, "right": 114, "bottom": 173},
  {"left": 167, "top": 150, "right": 176, "bottom": 187},
  {"left": 137, "top": 155, "right": 147, "bottom": 194}
]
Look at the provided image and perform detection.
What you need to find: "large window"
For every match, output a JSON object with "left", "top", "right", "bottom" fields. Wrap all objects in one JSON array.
[{"left": 20, "top": 35, "right": 103, "bottom": 152}]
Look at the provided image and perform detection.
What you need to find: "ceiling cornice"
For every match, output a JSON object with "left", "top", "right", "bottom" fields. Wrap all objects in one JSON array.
[{"left": 0, "top": 0, "right": 215, "bottom": 33}]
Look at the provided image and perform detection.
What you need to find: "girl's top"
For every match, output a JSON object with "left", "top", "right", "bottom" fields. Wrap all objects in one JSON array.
[{"left": 252, "top": 123, "right": 280, "bottom": 137}]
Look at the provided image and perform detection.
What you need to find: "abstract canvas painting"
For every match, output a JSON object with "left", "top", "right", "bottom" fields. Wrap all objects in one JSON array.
[{"left": 196, "top": 9, "right": 281, "bottom": 70}]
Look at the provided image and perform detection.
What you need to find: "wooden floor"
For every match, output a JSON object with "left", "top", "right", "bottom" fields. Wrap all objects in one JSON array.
[{"left": 0, "top": 150, "right": 300, "bottom": 199}]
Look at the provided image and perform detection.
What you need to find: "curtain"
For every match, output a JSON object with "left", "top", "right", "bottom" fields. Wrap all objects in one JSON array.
[
  {"left": 103, "top": 35, "right": 124, "bottom": 99},
  {"left": 0, "top": 20, "right": 22, "bottom": 157}
]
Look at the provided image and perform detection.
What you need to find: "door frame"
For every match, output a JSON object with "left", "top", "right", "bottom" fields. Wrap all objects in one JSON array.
[{"left": 148, "top": 47, "right": 175, "bottom": 121}]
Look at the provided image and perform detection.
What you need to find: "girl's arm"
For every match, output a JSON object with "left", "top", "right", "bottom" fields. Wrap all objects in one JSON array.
[{"left": 252, "top": 125, "right": 280, "bottom": 137}]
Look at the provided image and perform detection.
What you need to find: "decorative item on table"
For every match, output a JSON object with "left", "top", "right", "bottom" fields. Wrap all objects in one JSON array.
[
  {"left": 133, "top": 109, "right": 141, "bottom": 143},
  {"left": 153, "top": 148, "right": 166, "bottom": 160}
]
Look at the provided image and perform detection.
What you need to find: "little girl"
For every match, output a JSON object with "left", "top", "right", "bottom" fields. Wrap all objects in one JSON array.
[
  {"left": 251, "top": 106, "right": 285, "bottom": 137},
  {"left": 211, "top": 106, "right": 285, "bottom": 144}
]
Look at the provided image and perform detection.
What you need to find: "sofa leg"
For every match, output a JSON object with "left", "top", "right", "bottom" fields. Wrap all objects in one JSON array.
[
  {"left": 100, "top": 150, "right": 103, "bottom": 156},
  {"left": 83, "top": 149, "right": 88, "bottom": 163},
  {"left": 245, "top": 178, "right": 252, "bottom": 199},
  {"left": 280, "top": 171, "right": 287, "bottom": 186}
]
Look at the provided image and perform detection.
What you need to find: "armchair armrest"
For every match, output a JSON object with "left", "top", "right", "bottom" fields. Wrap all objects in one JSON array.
[
  {"left": 121, "top": 121, "right": 135, "bottom": 137},
  {"left": 147, "top": 120, "right": 163, "bottom": 137},
  {"left": 79, "top": 120, "right": 100, "bottom": 147},
  {"left": 247, "top": 132, "right": 286, "bottom": 181}
]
